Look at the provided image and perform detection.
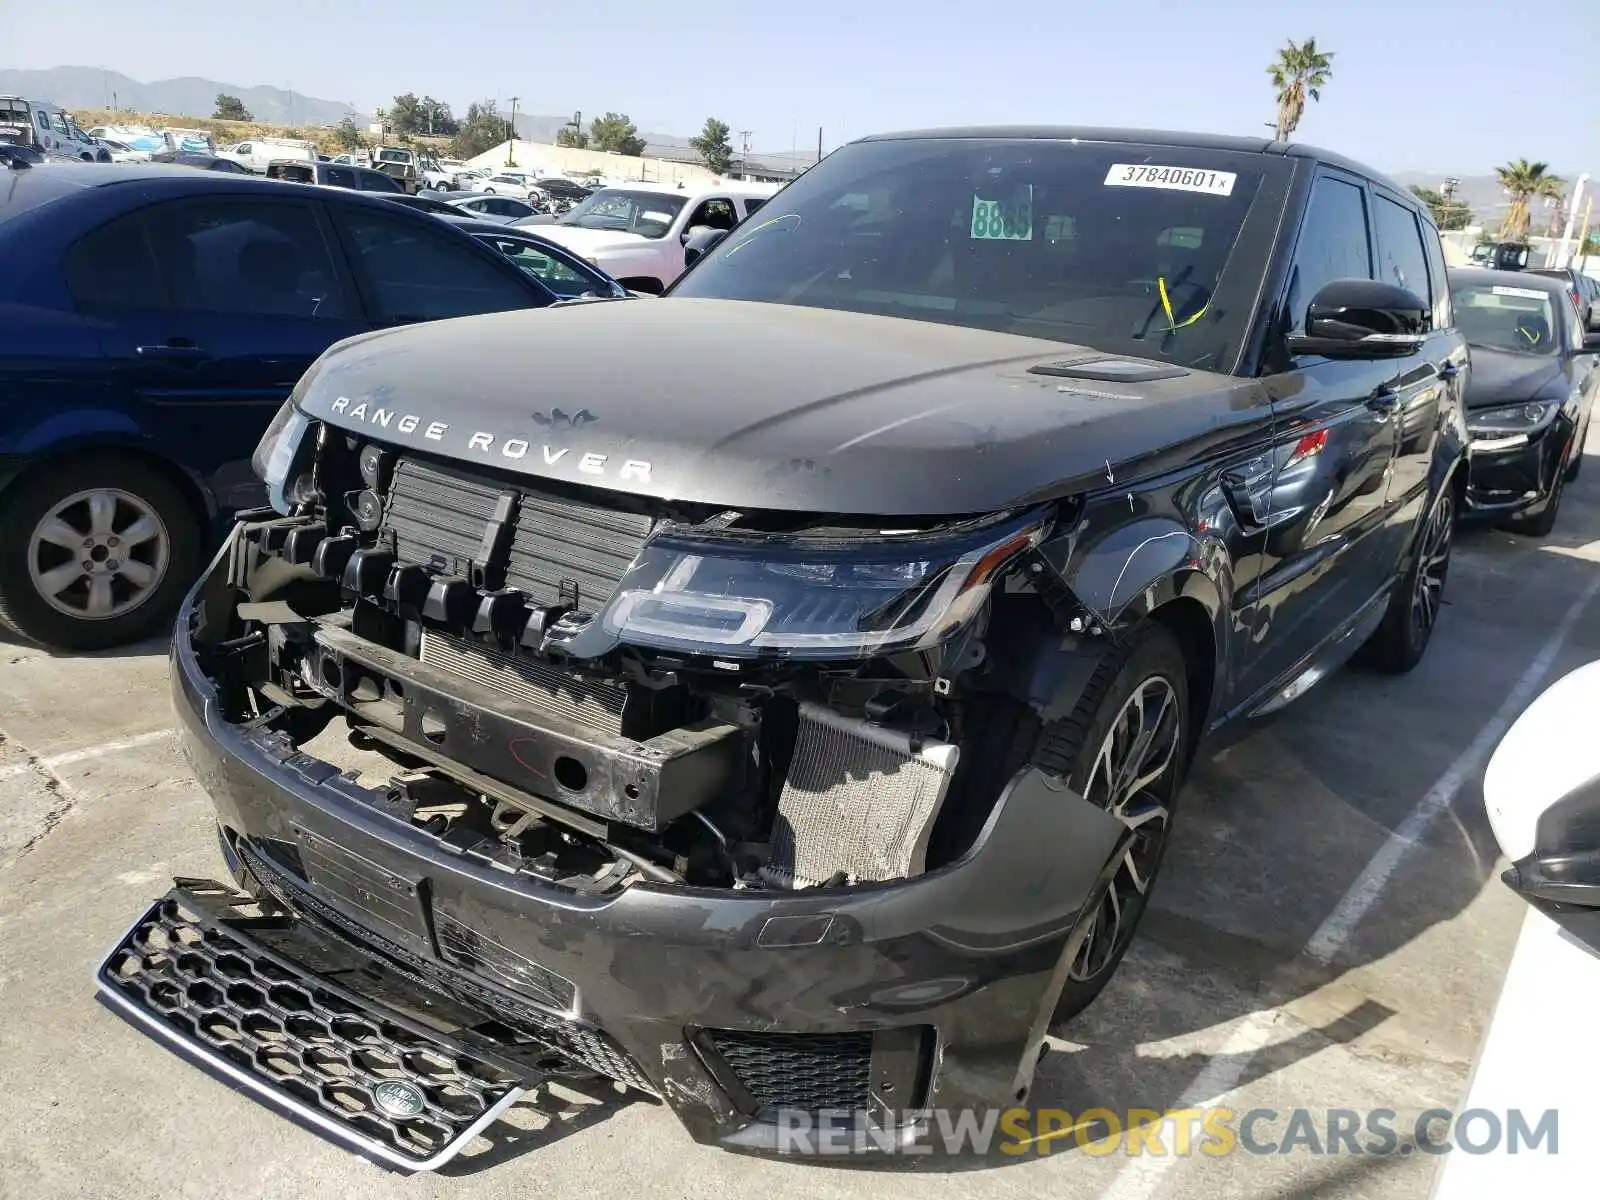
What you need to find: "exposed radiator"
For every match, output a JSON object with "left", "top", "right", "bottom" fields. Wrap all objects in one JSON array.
[
  {"left": 419, "top": 629, "right": 625, "bottom": 735},
  {"left": 766, "top": 703, "right": 960, "bottom": 887},
  {"left": 383, "top": 457, "right": 653, "bottom": 610}
]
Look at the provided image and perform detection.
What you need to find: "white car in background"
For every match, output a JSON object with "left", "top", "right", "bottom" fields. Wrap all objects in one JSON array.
[
  {"left": 528, "top": 180, "right": 779, "bottom": 293},
  {"left": 1433, "top": 660, "right": 1600, "bottom": 1196},
  {"left": 471, "top": 170, "right": 544, "bottom": 199},
  {"left": 96, "top": 137, "right": 152, "bottom": 162}
]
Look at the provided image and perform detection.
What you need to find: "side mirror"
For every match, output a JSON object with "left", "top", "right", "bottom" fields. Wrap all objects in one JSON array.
[
  {"left": 1485, "top": 662, "right": 1600, "bottom": 946},
  {"left": 1287, "top": 278, "right": 1429, "bottom": 360},
  {"left": 682, "top": 226, "right": 730, "bottom": 268}
]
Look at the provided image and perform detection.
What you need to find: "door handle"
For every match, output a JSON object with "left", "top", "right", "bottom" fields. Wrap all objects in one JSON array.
[
  {"left": 1438, "top": 362, "right": 1461, "bottom": 381},
  {"left": 1367, "top": 387, "right": 1401, "bottom": 414},
  {"left": 136, "top": 343, "right": 207, "bottom": 360}
]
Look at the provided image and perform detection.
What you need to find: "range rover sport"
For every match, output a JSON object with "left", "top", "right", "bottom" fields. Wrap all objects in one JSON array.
[{"left": 98, "top": 127, "right": 1469, "bottom": 1166}]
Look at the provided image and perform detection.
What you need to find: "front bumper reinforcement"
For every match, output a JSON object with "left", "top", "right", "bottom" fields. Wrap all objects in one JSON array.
[{"left": 94, "top": 882, "right": 532, "bottom": 1171}]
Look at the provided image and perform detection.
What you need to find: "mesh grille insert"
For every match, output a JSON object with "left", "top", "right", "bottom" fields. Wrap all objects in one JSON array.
[
  {"left": 705, "top": 1029, "right": 873, "bottom": 1112},
  {"left": 98, "top": 893, "right": 519, "bottom": 1164}
]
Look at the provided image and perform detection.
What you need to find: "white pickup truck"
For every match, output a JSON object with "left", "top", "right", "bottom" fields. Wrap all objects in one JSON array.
[{"left": 528, "top": 180, "right": 779, "bottom": 294}]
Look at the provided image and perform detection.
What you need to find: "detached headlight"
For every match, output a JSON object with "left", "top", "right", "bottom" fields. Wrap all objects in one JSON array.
[
  {"left": 251, "top": 400, "right": 312, "bottom": 513},
  {"left": 589, "top": 514, "right": 1046, "bottom": 659}
]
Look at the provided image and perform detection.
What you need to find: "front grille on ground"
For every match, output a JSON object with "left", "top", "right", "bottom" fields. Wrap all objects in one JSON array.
[
  {"left": 383, "top": 457, "right": 652, "bottom": 611},
  {"left": 419, "top": 629, "right": 625, "bottom": 734},
  {"left": 705, "top": 1029, "right": 874, "bottom": 1112},
  {"left": 238, "top": 841, "right": 656, "bottom": 1096},
  {"left": 96, "top": 891, "right": 524, "bottom": 1169}
]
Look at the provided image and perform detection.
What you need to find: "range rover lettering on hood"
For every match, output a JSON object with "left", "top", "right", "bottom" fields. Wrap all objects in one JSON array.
[{"left": 325, "top": 395, "right": 652, "bottom": 483}]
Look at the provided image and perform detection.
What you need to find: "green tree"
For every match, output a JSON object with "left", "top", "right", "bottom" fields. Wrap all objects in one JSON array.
[
  {"left": 333, "top": 117, "right": 365, "bottom": 150},
  {"left": 589, "top": 112, "right": 645, "bottom": 156},
  {"left": 689, "top": 117, "right": 733, "bottom": 175},
  {"left": 420, "top": 97, "right": 458, "bottom": 137},
  {"left": 1495, "top": 160, "right": 1564, "bottom": 241},
  {"left": 1267, "top": 38, "right": 1333, "bottom": 141},
  {"left": 213, "top": 93, "right": 251, "bottom": 121},
  {"left": 388, "top": 93, "right": 424, "bottom": 137},
  {"left": 555, "top": 126, "right": 589, "bottom": 149},
  {"left": 450, "top": 101, "right": 507, "bottom": 160},
  {"left": 1409, "top": 185, "right": 1472, "bottom": 231}
]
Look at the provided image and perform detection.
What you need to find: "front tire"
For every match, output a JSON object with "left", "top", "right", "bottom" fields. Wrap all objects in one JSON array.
[
  {"left": 0, "top": 456, "right": 202, "bottom": 651},
  {"left": 1513, "top": 453, "right": 1567, "bottom": 537},
  {"left": 1363, "top": 482, "right": 1455, "bottom": 673},
  {"left": 1034, "top": 623, "right": 1191, "bottom": 1026}
]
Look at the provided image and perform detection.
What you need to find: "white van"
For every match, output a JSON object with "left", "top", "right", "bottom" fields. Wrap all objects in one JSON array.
[
  {"left": 215, "top": 136, "right": 316, "bottom": 173},
  {"left": 0, "top": 96, "right": 109, "bottom": 161}
]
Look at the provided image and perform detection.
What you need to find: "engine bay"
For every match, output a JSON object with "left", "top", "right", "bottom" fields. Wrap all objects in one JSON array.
[{"left": 196, "top": 423, "right": 1082, "bottom": 898}]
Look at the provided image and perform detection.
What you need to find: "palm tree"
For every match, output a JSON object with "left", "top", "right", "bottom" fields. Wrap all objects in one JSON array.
[
  {"left": 1267, "top": 38, "right": 1334, "bottom": 141},
  {"left": 1495, "top": 160, "right": 1564, "bottom": 240}
]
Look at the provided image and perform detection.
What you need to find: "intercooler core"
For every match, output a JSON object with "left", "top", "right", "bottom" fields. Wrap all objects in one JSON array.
[
  {"left": 419, "top": 629, "right": 626, "bottom": 736},
  {"left": 765, "top": 702, "right": 960, "bottom": 888}
]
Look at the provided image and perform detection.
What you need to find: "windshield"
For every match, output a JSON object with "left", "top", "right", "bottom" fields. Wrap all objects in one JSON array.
[
  {"left": 1452, "top": 283, "right": 1560, "bottom": 356},
  {"left": 558, "top": 190, "right": 687, "bottom": 238},
  {"left": 672, "top": 138, "right": 1270, "bottom": 367},
  {"left": 376, "top": 149, "right": 412, "bottom": 164}
]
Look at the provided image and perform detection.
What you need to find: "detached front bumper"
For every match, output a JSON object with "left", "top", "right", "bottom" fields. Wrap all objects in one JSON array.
[
  {"left": 1463, "top": 420, "right": 1569, "bottom": 518},
  {"left": 98, "top": 535, "right": 1127, "bottom": 1161}
]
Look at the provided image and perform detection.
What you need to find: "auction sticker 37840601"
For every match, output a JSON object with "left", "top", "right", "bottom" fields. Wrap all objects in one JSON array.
[{"left": 1104, "top": 164, "right": 1237, "bottom": 196}]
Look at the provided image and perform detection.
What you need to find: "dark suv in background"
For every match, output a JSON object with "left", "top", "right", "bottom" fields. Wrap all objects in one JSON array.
[
  {"left": 1527, "top": 264, "right": 1600, "bottom": 330},
  {"left": 0, "top": 164, "right": 569, "bottom": 650}
]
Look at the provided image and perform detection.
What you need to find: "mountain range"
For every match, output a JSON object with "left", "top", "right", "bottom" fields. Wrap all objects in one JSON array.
[{"left": 0, "top": 67, "right": 360, "bottom": 127}]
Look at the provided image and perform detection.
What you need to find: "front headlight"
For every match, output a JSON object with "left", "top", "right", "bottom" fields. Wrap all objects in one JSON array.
[
  {"left": 583, "top": 513, "right": 1047, "bottom": 659},
  {"left": 251, "top": 400, "right": 312, "bottom": 513},
  {"left": 1468, "top": 401, "right": 1557, "bottom": 436}
]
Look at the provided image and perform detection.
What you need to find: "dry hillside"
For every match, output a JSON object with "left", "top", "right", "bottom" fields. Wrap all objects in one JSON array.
[{"left": 71, "top": 109, "right": 454, "bottom": 156}]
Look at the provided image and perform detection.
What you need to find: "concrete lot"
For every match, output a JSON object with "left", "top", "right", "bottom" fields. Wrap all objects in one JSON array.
[{"left": 3, "top": 443, "right": 1598, "bottom": 1200}]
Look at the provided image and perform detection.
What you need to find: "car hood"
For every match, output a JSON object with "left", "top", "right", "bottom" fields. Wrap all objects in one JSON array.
[
  {"left": 528, "top": 225, "right": 651, "bottom": 256},
  {"left": 294, "top": 299, "right": 1265, "bottom": 516},
  {"left": 1465, "top": 347, "right": 1567, "bottom": 409}
]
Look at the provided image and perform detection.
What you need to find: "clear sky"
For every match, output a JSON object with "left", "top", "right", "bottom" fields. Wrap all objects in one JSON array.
[{"left": 10, "top": 0, "right": 1598, "bottom": 175}]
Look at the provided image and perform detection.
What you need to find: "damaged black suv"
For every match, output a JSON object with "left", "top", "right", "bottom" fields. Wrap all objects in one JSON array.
[{"left": 100, "top": 128, "right": 1468, "bottom": 1165}]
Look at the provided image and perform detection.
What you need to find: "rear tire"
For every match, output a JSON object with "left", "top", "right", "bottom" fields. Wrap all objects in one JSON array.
[
  {"left": 1363, "top": 483, "right": 1455, "bottom": 673},
  {"left": 1033, "top": 623, "right": 1191, "bottom": 1026},
  {"left": 0, "top": 456, "right": 202, "bottom": 651}
]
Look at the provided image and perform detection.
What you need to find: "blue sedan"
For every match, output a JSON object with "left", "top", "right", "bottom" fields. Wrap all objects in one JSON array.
[{"left": 0, "top": 161, "right": 563, "bottom": 650}]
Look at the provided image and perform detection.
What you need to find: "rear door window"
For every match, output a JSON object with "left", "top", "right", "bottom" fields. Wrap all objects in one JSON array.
[
  {"left": 1373, "top": 194, "right": 1433, "bottom": 321},
  {"left": 330, "top": 206, "right": 545, "bottom": 319},
  {"left": 140, "top": 198, "right": 353, "bottom": 319},
  {"left": 66, "top": 213, "right": 167, "bottom": 310}
]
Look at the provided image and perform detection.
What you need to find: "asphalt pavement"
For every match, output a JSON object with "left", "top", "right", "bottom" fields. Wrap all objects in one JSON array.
[{"left": 3, "top": 441, "right": 1598, "bottom": 1200}]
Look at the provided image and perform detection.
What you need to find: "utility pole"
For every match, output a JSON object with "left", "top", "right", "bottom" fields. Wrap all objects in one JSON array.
[
  {"left": 1555, "top": 173, "right": 1591, "bottom": 267},
  {"left": 817, "top": 126, "right": 822, "bottom": 163},
  {"left": 737, "top": 129, "right": 751, "bottom": 179},
  {"left": 507, "top": 96, "right": 519, "bottom": 166}
]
